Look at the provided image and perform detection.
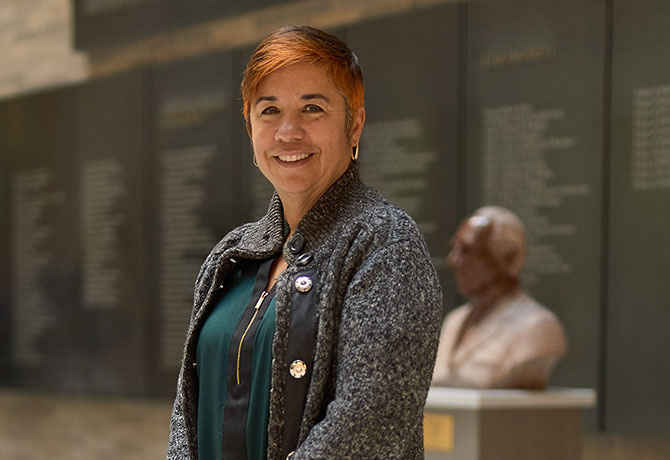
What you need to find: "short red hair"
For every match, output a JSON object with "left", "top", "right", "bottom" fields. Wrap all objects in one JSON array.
[{"left": 241, "top": 25, "right": 364, "bottom": 137}]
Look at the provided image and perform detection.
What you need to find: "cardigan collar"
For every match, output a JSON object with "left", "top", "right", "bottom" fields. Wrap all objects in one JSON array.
[{"left": 232, "top": 161, "right": 368, "bottom": 263}]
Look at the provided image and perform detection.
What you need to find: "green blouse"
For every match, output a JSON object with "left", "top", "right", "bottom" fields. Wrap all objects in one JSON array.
[{"left": 196, "top": 258, "right": 277, "bottom": 460}]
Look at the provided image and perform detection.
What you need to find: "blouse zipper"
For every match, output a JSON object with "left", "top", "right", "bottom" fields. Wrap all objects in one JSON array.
[{"left": 236, "top": 290, "right": 268, "bottom": 385}]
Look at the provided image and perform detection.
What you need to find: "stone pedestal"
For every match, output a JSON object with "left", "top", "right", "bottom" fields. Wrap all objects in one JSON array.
[{"left": 424, "top": 387, "right": 596, "bottom": 460}]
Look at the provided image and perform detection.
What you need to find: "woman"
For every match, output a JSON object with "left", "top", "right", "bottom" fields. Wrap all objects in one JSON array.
[{"left": 167, "top": 25, "right": 442, "bottom": 460}]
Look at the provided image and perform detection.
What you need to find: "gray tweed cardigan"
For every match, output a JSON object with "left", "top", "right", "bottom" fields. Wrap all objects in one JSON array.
[{"left": 167, "top": 162, "right": 442, "bottom": 460}]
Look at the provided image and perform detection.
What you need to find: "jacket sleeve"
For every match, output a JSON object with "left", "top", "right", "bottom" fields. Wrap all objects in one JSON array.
[
  {"left": 166, "top": 241, "right": 221, "bottom": 459},
  {"left": 293, "top": 238, "right": 443, "bottom": 459},
  {"left": 166, "top": 373, "right": 191, "bottom": 459}
]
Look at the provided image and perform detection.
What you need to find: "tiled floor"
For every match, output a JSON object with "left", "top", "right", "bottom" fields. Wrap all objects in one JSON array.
[
  {"left": 0, "top": 388, "right": 668, "bottom": 460},
  {"left": 582, "top": 432, "right": 670, "bottom": 460},
  {"left": 0, "top": 389, "right": 171, "bottom": 460}
]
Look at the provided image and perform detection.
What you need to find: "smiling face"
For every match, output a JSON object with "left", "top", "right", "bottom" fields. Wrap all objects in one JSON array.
[{"left": 249, "top": 63, "right": 365, "bottom": 212}]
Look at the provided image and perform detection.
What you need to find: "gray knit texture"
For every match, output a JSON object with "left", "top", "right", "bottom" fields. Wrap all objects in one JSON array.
[{"left": 167, "top": 162, "right": 443, "bottom": 460}]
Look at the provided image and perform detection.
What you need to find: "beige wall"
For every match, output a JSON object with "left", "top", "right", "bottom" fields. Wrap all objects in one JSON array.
[
  {"left": 0, "top": 0, "right": 88, "bottom": 100},
  {"left": 0, "top": 0, "right": 457, "bottom": 100}
]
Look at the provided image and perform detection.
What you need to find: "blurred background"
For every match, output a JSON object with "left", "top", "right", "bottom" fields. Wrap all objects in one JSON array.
[{"left": 0, "top": 0, "right": 668, "bottom": 458}]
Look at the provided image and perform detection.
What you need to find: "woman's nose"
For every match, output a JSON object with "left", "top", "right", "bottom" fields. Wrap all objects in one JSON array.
[{"left": 275, "top": 115, "right": 304, "bottom": 143}]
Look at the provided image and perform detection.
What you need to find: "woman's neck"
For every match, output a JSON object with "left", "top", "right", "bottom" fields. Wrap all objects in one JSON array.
[
  {"left": 282, "top": 205, "right": 305, "bottom": 237},
  {"left": 279, "top": 191, "right": 322, "bottom": 236}
]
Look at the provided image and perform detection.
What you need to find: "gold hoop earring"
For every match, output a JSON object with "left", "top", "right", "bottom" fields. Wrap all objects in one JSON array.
[
  {"left": 253, "top": 154, "right": 258, "bottom": 167},
  {"left": 351, "top": 144, "right": 359, "bottom": 161}
]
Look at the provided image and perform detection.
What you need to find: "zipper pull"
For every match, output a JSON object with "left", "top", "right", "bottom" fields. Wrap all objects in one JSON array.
[
  {"left": 236, "top": 290, "right": 269, "bottom": 385},
  {"left": 254, "top": 291, "right": 268, "bottom": 310}
]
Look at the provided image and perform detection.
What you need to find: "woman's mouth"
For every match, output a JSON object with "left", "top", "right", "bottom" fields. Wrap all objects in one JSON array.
[{"left": 276, "top": 152, "right": 313, "bottom": 162}]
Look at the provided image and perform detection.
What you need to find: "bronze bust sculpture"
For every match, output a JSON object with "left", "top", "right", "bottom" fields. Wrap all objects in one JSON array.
[{"left": 432, "top": 206, "right": 567, "bottom": 389}]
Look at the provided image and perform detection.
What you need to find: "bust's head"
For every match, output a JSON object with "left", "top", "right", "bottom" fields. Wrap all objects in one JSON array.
[{"left": 447, "top": 206, "right": 526, "bottom": 298}]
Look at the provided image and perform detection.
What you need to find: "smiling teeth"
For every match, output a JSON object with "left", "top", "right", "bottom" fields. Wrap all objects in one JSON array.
[{"left": 278, "top": 153, "right": 311, "bottom": 162}]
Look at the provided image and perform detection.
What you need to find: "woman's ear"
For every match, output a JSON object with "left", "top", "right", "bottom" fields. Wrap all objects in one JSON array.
[{"left": 351, "top": 107, "right": 366, "bottom": 144}]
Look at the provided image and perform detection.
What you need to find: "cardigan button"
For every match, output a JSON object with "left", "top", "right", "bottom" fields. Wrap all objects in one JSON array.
[
  {"left": 289, "top": 233, "right": 305, "bottom": 254},
  {"left": 294, "top": 276, "right": 312, "bottom": 293},
  {"left": 290, "top": 360, "right": 307, "bottom": 379},
  {"left": 295, "top": 252, "right": 313, "bottom": 266}
]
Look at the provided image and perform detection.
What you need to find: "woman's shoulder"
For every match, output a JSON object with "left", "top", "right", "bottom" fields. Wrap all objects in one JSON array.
[
  {"left": 344, "top": 187, "right": 427, "bottom": 247},
  {"left": 204, "top": 223, "right": 250, "bottom": 257},
  {"left": 198, "top": 219, "right": 270, "bottom": 270}
]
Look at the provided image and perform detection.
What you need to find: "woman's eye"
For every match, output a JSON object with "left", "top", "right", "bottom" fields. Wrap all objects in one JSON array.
[
  {"left": 261, "top": 106, "right": 279, "bottom": 115},
  {"left": 303, "top": 104, "right": 323, "bottom": 113}
]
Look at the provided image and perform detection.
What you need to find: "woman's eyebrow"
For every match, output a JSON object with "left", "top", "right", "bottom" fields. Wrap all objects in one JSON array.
[
  {"left": 302, "top": 93, "right": 330, "bottom": 103},
  {"left": 254, "top": 95, "right": 276, "bottom": 105}
]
